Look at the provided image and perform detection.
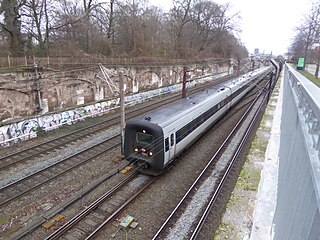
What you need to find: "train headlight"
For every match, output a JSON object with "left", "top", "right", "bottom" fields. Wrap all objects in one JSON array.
[{"left": 149, "top": 152, "right": 153, "bottom": 156}]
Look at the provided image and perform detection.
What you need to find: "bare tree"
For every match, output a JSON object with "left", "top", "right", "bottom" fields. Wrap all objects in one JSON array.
[
  {"left": 0, "top": 0, "right": 26, "bottom": 56},
  {"left": 215, "top": 3, "right": 240, "bottom": 33},
  {"left": 167, "top": 0, "right": 242, "bottom": 58},
  {"left": 21, "top": 0, "right": 55, "bottom": 55},
  {"left": 190, "top": 0, "right": 223, "bottom": 53},
  {"left": 116, "top": 0, "right": 151, "bottom": 56},
  {"left": 169, "top": 0, "right": 193, "bottom": 57},
  {"left": 309, "top": 3, "right": 320, "bottom": 77},
  {"left": 82, "top": 0, "right": 94, "bottom": 52},
  {"left": 107, "top": 0, "right": 115, "bottom": 41},
  {"left": 49, "top": 0, "right": 94, "bottom": 55},
  {"left": 291, "top": 2, "right": 320, "bottom": 72},
  {"left": 0, "top": 0, "right": 247, "bottom": 60},
  {"left": 93, "top": 0, "right": 116, "bottom": 55}
]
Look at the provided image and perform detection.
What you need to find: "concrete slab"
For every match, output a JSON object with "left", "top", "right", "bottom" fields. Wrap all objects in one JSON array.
[{"left": 250, "top": 74, "right": 283, "bottom": 239}]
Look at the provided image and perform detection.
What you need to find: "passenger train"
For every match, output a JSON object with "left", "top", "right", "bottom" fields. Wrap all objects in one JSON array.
[{"left": 124, "top": 66, "right": 273, "bottom": 175}]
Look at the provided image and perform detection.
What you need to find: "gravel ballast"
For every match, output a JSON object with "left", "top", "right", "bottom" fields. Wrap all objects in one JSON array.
[
  {"left": 214, "top": 74, "right": 282, "bottom": 239},
  {"left": 0, "top": 74, "right": 274, "bottom": 240}
]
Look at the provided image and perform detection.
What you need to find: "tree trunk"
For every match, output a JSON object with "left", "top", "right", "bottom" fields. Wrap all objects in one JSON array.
[
  {"left": 315, "top": 62, "right": 319, "bottom": 79},
  {"left": 1, "top": 0, "right": 24, "bottom": 56}
]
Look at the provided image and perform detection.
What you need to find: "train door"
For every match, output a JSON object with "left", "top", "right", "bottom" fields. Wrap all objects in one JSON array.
[
  {"left": 169, "top": 133, "right": 176, "bottom": 160},
  {"left": 164, "top": 132, "right": 176, "bottom": 164},
  {"left": 226, "top": 89, "right": 233, "bottom": 110}
]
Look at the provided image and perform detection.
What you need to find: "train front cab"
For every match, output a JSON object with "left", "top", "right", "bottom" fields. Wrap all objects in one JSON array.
[{"left": 124, "top": 120, "right": 165, "bottom": 175}]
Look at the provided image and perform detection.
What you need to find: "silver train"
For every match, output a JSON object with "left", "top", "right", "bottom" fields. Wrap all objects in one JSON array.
[{"left": 124, "top": 66, "right": 273, "bottom": 175}]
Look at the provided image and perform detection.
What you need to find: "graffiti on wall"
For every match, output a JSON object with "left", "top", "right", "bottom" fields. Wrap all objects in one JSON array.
[
  {"left": 0, "top": 101, "right": 114, "bottom": 147},
  {"left": 0, "top": 71, "right": 228, "bottom": 148}
]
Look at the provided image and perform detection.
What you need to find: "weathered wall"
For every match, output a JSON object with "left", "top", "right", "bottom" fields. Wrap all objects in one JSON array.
[
  {"left": 0, "top": 71, "right": 230, "bottom": 147},
  {"left": 0, "top": 61, "right": 231, "bottom": 122}
]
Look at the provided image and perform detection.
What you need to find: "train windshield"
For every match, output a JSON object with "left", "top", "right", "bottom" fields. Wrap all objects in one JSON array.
[{"left": 136, "top": 132, "right": 153, "bottom": 145}]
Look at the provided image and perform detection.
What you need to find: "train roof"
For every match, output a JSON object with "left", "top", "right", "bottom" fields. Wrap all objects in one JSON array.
[
  {"left": 130, "top": 66, "right": 271, "bottom": 128},
  {"left": 134, "top": 85, "right": 224, "bottom": 128}
]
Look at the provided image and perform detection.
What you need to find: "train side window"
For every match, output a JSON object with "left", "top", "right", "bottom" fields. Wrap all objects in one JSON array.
[
  {"left": 176, "top": 131, "right": 181, "bottom": 143},
  {"left": 170, "top": 134, "right": 174, "bottom": 146},
  {"left": 165, "top": 138, "right": 169, "bottom": 151}
]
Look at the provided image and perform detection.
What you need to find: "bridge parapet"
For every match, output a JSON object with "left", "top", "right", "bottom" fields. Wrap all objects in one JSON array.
[
  {"left": 273, "top": 64, "right": 320, "bottom": 239},
  {"left": 287, "top": 64, "right": 320, "bottom": 159}
]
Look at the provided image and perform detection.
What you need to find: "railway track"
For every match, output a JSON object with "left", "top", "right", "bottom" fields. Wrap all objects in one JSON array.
[
  {"left": 0, "top": 76, "right": 234, "bottom": 209},
  {"left": 44, "top": 171, "right": 156, "bottom": 240},
  {"left": 44, "top": 73, "right": 272, "bottom": 240},
  {"left": 59, "top": 73, "right": 271, "bottom": 240},
  {"left": 0, "top": 134, "right": 120, "bottom": 207},
  {"left": 3, "top": 71, "right": 272, "bottom": 240},
  {"left": 0, "top": 76, "right": 233, "bottom": 234},
  {"left": 151, "top": 77, "right": 271, "bottom": 239},
  {"left": 0, "top": 75, "right": 233, "bottom": 171},
  {"left": 191, "top": 92, "right": 267, "bottom": 240}
]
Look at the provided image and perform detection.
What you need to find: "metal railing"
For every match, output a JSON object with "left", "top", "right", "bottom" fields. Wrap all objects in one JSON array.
[
  {"left": 273, "top": 64, "right": 320, "bottom": 240},
  {"left": 286, "top": 64, "right": 320, "bottom": 159}
]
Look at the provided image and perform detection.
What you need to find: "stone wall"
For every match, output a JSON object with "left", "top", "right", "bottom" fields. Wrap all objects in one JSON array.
[
  {"left": 1, "top": 61, "right": 232, "bottom": 122},
  {"left": 0, "top": 71, "right": 230, "bottom": 147}
]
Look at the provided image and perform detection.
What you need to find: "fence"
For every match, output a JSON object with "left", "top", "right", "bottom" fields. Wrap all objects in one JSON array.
[{"left": 0, "top": 56, "right": 231, "bottom": 69}]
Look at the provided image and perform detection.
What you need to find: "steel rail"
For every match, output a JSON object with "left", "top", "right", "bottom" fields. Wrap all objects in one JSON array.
[
  {"left": 151, "top": 76, "right": 271, "bottom": 240},
  {"left": 85, "top": 177, "right": 157, "bottom": 240},
  {"left": 0, "top": 134, "right": 120, "bottom": 207},
  {"left": 190, "top": 83, "right": 270, "bottom": 239},
  {"left": 5, "top": 71, "right": 264, "bottom": 240},
  {"left": 0, "top": 76, "right": 230, "bottom": 171},
  {"left": 44, "top": 171, "right": 140, "bottom": 240}
]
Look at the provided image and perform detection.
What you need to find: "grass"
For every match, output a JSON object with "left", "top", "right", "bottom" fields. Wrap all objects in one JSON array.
[
  {"left": 297, "top": 69, "right": 320, "bottom": 87},
  {"left": 0, "top": 215, "right": 20, "bottom": 239},
  {"left": 238, "top": 166, "right": 261, "bottom": 192},
  {"left": 0, "top": 66, "right": 34, "bottom": 73},
  {"left": 214, "top": 221, "right": 237, "bottom": 240},
  {"left": 249, "top": 134, "right": 268, "bottom": 159},
  {"left": 0, "top": 215, "right": 10, "bottom": 225}
]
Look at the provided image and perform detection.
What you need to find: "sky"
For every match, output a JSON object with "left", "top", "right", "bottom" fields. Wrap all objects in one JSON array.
[{"left": 148, "top": 0, "right": 314, "bottom": 55}]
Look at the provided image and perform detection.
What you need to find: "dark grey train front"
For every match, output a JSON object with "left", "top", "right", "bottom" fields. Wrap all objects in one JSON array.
[{"left": 124, "top": 66, "right": 272, "bottom": 175}]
